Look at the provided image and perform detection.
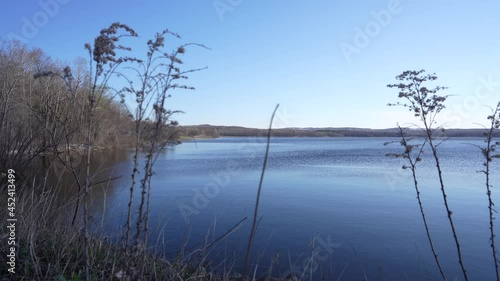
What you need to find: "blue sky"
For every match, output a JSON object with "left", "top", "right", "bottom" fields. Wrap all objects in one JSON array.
[{"left": 1, "top": 0, "right": 499, "bottom": 129}]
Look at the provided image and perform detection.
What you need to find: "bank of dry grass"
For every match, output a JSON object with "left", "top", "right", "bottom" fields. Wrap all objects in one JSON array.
[{"left": 0, "top": 178, "right": 302, "bottom": 281}]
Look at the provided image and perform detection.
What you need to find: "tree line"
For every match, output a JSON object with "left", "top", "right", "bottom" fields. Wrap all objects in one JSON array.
[
  {"left": 0, "top": 40, "right": 135, "bottom": 175},
  {"left": 178, "top": 124, "right": 500, "bottom": 139},
  {"left": 1, "top": 23, "right": 209, "bottom": 280}
]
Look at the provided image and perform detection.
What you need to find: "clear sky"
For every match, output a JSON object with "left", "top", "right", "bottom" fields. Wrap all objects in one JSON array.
[{"left": 1, "top": 0, "right": 499, "bottom": 129}]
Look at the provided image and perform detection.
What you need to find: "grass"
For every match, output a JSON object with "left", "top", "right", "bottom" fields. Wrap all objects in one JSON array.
[
  {"left": 0, "top": 176, "right": 309, "bottom": 281},
  {"left": 0, "top": 179, "right": 198, "bottom": 280}
]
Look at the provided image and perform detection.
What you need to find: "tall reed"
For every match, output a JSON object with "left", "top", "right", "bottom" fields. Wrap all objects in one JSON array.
[
  {"left": 388, "top": 69, "right": 468, "bottom": 280},
  {"left": 244, "top": 104, "right": 279, "bottom": 277},
  {"left": 481, "top": 102, "right": 500, "bottom": 281},
  {"left": 386, "top": 126, "right": 447, "bottom": 280}
]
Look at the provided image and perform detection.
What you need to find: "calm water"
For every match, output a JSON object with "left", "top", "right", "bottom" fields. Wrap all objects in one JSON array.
[{"left": 87, "top": 137, "right": 499, "bottom": 280}]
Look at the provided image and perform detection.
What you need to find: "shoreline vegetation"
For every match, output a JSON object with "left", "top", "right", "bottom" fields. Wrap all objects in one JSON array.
[
  {"left": 7, "top": 125, "right": 496, "bottom": 158},
  {"left": 9, "top": 125, "right": 497, "bottom": 156},
  {"left": 177, "top": 124, "right": 500, "bottom": 139}
]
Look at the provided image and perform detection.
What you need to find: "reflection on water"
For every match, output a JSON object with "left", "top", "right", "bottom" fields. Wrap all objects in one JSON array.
[
  {"left": 32, "top": 150, "right": 131, "bottom": 224},
  {"left": 35, "top": 138, "right": 500, "bottom": 280}
]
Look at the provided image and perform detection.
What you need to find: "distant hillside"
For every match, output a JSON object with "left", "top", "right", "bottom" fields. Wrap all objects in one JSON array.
[{"left": 177, "top": 125, "right": 500, "bottom": 139}]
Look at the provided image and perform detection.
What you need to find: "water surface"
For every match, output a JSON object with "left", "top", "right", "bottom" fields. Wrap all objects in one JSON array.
[{"left": 91, "top": 137, "right": 500, "bottom": 280}]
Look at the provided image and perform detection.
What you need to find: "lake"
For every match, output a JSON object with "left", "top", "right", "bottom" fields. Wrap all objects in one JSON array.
[{"left": 82, "top": 137, "right": 500, "bottom": 281}]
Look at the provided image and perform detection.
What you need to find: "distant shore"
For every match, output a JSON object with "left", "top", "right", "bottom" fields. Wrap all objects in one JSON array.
[
  {"left": 178, "top": 125, "right": 500, "bottom": 139},
  {"left": 178, "top": 135, "right": 218, "bottom": 141}
]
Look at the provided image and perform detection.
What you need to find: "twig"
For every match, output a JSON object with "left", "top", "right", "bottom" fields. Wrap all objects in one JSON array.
[
  {"left": 243, "top": 104, "right": 279, "bottom": 277},
  {"left": 482, "top": 102, "right": 500, "bottom": 281},
  {"left": 396, "top": 126, "right": 447, "bottom": 280},
  {"left": 165, "top": 217, "right": 247, "bottom": 256}
]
